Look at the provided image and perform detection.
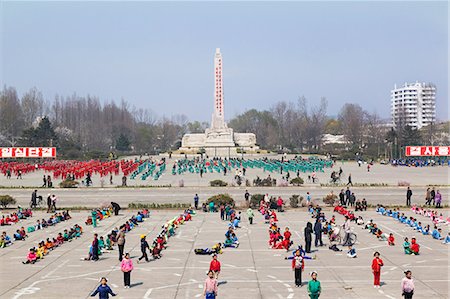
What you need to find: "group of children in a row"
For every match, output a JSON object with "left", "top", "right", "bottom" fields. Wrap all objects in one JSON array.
[
  {"left": 1, "top": 211, "right": 71, "bottom": 249},
  {"left": 139, "top": 209, "right": 194, "bottom": 262},
  {"left": 31, "top": 211, "right": 72, "bottom": 232},
  {"left": 85, "top": 206, "right": 115, "bottom": 227},
  {"left": 0, "top": 207, "right": 33, "bottom": 226},
  {"left": 410, "top": 205, "right": 450, "bottom": 225},
  {"left": 23, "top": 224, "right": 83, "bottom": 264},
  {"left": 377, "top": 205, "right": 450, "bottom": 244}
]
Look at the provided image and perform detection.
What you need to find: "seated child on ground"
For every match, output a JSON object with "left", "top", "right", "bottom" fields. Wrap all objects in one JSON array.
[
  {"left": 443, "top": 232, "right": 450, "bottom": 245},
  {"left": 403, "top": 238, "right": 412, "bottom": 254},
  {"left": 22, "top": 248, "right": 37, "bottom": 264},
  {"left": 432, "top": 228, "right": 444, "bottom": 240},
  {"left": 388, "top": 233, "right": 395, "bottom": 246},
  {"left": 410, "top": 237, "right": 420, "bottom": 255},
  {"left": 347, "top": 245, "right": 357, "bottom": 258}
]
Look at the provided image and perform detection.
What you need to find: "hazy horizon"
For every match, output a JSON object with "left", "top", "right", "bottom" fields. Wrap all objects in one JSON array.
[{"left": 1, "top": 1, "right": 448, "bottom": 122}]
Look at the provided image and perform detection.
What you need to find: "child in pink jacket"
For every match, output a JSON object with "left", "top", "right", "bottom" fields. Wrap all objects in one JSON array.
[{"left": 120, "top": 253, "right": 134, "bottom": 288}]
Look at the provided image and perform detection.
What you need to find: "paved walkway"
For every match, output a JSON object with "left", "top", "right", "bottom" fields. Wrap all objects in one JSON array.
[{"left": 0, "top": 209, "right": 448, "bottom": 298}]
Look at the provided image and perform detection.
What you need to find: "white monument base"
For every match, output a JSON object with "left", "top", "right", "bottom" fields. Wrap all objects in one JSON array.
[{"left": 179, "top": 130, "right": 259, "bottom": 157}]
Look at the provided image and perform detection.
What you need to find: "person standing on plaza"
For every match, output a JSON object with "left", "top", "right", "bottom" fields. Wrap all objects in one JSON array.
[
  {"left": 345, "top": 188, "right": 351, "bottom": 206},
  {"left": 292, "top": 249, "right": 304, "bottom": 287},
  {"left": 401, "top": 270, "right": 414, "bottom": 299},
  {"left": 339, "top": 189, "right": 345, "bottom": 206},
  {"left": 342, "top": 216, "right": 352, "bottom": 246},
  {"left": 46, "top": 194, "right": 52, "bottom": 213},
  {"left": 42, "top": 175, "right": 47, "bottom": 188},
  {"left": 247, "top": 207, "right": 254, "bottom": 225},
  {"left": 430, "top": 187, "right": 436, "bottom": 206},
  {"left": 277, "top": 196, "right": 284, "bottom": 212},
  {"left": 306, "top": 192, "right": 311, "bottom": 206},
  {"left": 425, "top": 188, "right": 431, "bottom": 205},
  {"left": 194, "top": 194, "right": 199, "bottom": 210},
  {"left": 347, "top": 174, "right": 353, "bottom": 186},
  {"left": 51, "top": 194, "right": 57, "bottom": 212},
  {"left": 90, "top": 277, "right": 116, "bottom": 298},
  {"left": 92, "top": 233, "right": 99, "bottom": 261},
  {"left": 120, "top": 253, "right": 133, "bottom": 288},
  {"left": 244, "top": 190, "right": 250, "bottom": 206},
  {"left": 203, "top": 270, "right": 218, "bottom": 299},
  {"left": 406, "top": 187, "right": 413, "bottom": 207},
  {"left": 138, "top": 235, "right": 149, "bottom": 263},
  {"left": 91, "top": 209, "right": 97, "bottom": 228},
  {"left": 209, "top": 254, "right": 221, "bottom": 279},
  {"left": 349, "top": 193, "right": 356, "bottom": 207},
  {"left": 435, "top": 190, "right": 442, "bottom": 208},
  {"left": 314, "top": 219, "right": 323, "bottom": 247},
  {"left": 219, "top": 204, "right": 225, "bottom": 220},
  {"left": 307, "top": 271, "right": 321, "bottom": 298},
  {"left": 117, "top": 226, "right": 126, "bottom": 261},
  {"left": 31, "top": 190, "right": 37, "bottom": 209},
  {"left": 304, "top": 222, "right": 313, "bottom": 253},
  {"left": 371, "top": 251, "right": 384, "bottom": 288}
]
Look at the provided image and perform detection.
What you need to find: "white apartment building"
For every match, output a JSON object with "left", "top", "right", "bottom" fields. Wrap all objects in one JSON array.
[{"left": 391, "top": 82, "right": 436, "bottom": 130}]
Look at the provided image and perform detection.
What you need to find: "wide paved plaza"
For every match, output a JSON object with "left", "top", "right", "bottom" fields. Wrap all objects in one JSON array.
[{"left": 0, "top": 208, "right": 448, "bottom": 299}]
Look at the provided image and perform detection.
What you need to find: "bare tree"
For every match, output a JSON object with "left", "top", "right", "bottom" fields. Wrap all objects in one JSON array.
[{"left": 338, "top": 103, "right": 366, "bottom": 147}]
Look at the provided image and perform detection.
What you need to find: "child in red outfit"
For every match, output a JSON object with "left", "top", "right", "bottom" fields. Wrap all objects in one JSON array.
[
  {"left": 410, "top": 238, "right": 420, "bottom": 255},
  {"left": 371, "top": 251, "right": 384, "bottom": 288},
  {"left": 388, "top": 233, "right": 395, "bottom": 246}
]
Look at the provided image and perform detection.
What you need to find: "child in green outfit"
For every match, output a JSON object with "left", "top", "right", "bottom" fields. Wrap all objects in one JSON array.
[
  {"left": 307, "top": 271, "right": 321, "bottom": 299},
  {"left": 403, "top": 237, "right": 412, "bottom": 255}
]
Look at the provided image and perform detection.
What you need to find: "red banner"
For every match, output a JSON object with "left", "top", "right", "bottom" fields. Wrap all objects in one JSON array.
[
  {"left": 0, "top": 147, "right": 56, "bottom": 158},
  {"left": 405, "top": 146, "right": 450, "bottom": 157}
]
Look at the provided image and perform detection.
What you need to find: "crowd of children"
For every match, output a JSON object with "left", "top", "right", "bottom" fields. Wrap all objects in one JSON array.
[
  {"left": 29, "top": 211, "right": 72, "bottom": 233},
  {"left": 85, "top": 206, "right": 115, "bottom": 227},
  {"left": 1, "top": 208, "right": 33, "bottom": 226},
  {"left": 85, "top": 209, "right": 150, "bottom": 262},
  {"left": 377, "top": 205, "right": 447, "bottom": 247},
  {"left": 411, "top": 205, "right": 450, "bottom": 225},
  {"left": 22, "top": 224, "right": 83, "bottom": 264}
]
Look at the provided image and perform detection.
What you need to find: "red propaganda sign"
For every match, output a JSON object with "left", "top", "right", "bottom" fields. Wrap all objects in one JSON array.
[
  {"left": 405, "top": 146, "right": 450, "bottom": 157},
  {"left": 0, "top": 147, "right": 56, "bottom": 158}
]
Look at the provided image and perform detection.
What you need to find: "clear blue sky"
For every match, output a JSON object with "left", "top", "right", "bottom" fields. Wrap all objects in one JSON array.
[{"left": 1, "top": 1, "right": 448, "bottom": 122}]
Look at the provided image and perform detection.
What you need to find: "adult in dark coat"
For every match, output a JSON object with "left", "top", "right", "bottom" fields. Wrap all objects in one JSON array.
[
  {"left": 304, "top": 222, "right": 313, "bottom": 253},
  {"left": 92, "top": 234, "right": 99, "bottom": 261},
  {"left": 345, "top": 188, "right": 351, "bottom": 206},
  {"left": 430, "top": 188, "right": 436, "bottom": 206},
  {"left": 111, "top": 202, "right": 121, "bottom": 216},
  {"left": 31, "top": 190, "right": 37, "bottom": 209},
  {"left": 46, "top": 195, "right": 52, "bottom": 213},
  {"left": 339, "top": 190, "right": 345, "bottom": 206},
  {"left": 314, "top": 219, "right": 323, "bottom": 247},
  {"left": 406, "top": 187, "right": 413, "bottom": 207}
]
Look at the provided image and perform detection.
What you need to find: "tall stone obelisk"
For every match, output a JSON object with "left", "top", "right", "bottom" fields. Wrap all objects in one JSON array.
[
  {"left": 179, "top": 48, "right": 258, "bottom": 155},
  {"left": 211, "top": 48, "right": 226, "bottom": 129}
]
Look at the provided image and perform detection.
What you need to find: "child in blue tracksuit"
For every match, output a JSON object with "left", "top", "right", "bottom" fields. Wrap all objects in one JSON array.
[
  {"left": 432, "top": 228, "right": 443, "bottom": 240},
  {"left": 91, "top": 277, "right": 116, "bottom": 299}
]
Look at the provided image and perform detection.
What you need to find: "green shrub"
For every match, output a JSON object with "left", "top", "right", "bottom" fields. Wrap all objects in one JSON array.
[
  {"left": 207, "top": 194, "right": 235, "bottom": 207},
  {"left": 0, "top": 195, "right": 16, "bottom": 208},
  {"left": 209, "top": 179, "right": 228, "bottom": 187},
  {"left": 289, "top": 195, "right": 304, "bottom": 208},
  {"left": 59, "top": 179, "right": 79, "bottom": 188},
  {"left": 250, "top": 194, "right": 264, "bottom": 208},
  {"left": 290, "top": 177, "right": 304, "bottom": 186}
]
